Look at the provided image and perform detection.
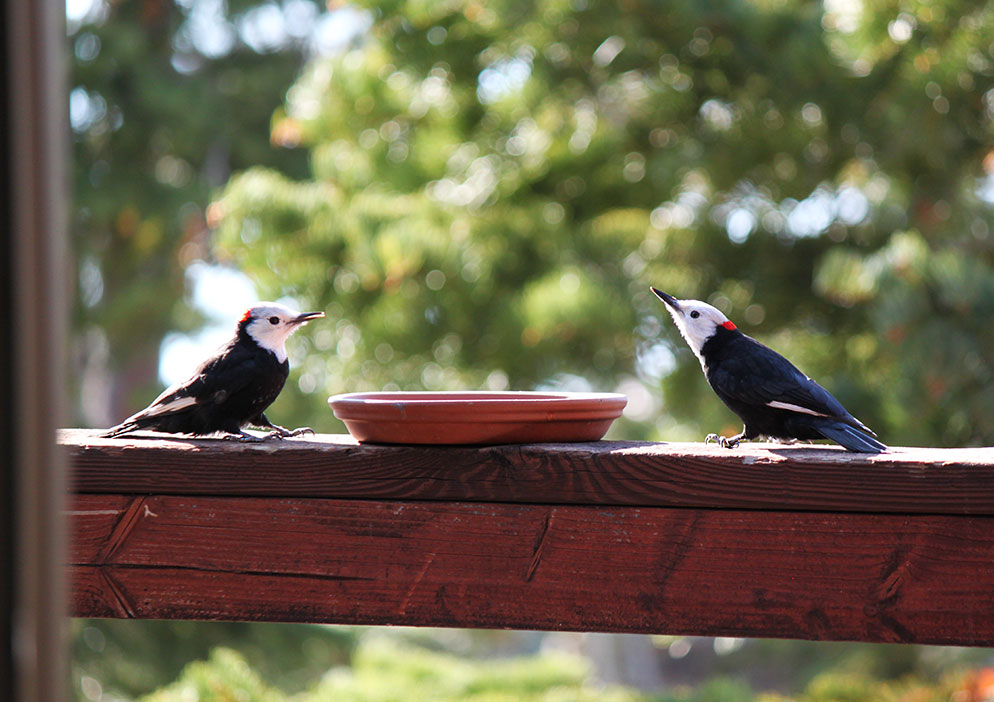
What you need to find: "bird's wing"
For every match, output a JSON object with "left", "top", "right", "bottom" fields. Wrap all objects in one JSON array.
[
  {"left": 124, "top": 342, "right": 258, "bottom": 423},
  {"left": 710, "top": 336, "right": 852, "bottom": 421},
  {"left": 121, "top": 380, "right": 197, "bottom": 424}
]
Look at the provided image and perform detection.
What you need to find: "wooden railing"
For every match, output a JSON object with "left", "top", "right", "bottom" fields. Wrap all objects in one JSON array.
[{"left": 63, "top": 429, "right": 994, "bottom": 646}]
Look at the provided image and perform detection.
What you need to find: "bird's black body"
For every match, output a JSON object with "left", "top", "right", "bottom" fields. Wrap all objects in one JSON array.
[
  {"left": 104, "top": 303, "right": 322, "bottom": 441},
  {"left": 651, "top": 287, "right": 886, "bottom": 453},
  {"left": 121, "top": 331, "right": 288, "bottom": 436},
  {"left": 700, "top": 325, "right": 884, "bottom": 451}
]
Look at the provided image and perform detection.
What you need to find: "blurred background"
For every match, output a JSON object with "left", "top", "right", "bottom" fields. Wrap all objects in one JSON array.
[{"left": 68, "top": 0, "right": 994, "bottom": 699}]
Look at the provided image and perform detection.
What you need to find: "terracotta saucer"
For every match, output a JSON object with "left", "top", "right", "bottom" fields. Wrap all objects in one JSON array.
[{"left": 328, "top": 391, "right": 628, "bottom": 445}]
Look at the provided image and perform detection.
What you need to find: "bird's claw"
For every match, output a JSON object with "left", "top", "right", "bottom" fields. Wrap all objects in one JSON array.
[
  {"left": 705, "top": 433, "right": 740, "bottom": 449},
  {"left": 266, "top": 425, "right": 315, "bottom": 439},
  {"left": 222, "top": 426, "right": 315, "bottom": 442}
]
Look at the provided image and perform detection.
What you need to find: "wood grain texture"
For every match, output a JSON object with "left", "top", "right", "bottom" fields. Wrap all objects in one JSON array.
[
  {"left": 68, "top": 494, "right": 994, "bottom": 645},
  {"left": 62, "top": 429, "right": 994, "bottom": 515}
]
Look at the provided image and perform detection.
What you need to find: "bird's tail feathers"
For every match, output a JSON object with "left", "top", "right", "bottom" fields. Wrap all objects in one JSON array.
[
  {"left": 818, "top": 421, "right": 887, "bottom": 453},
  {"left": 102, "top": 422, "right": 137, "bottom": 439},
  {"left": 848, "top": 415, "right": 879, "bottom": 438}
]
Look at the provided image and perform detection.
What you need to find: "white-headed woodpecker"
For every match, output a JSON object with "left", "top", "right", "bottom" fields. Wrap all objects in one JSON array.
[
  {"left": 651, "top": 288, "right": 886, "bottom": 453},
  {"left": 104, "top": 302, "right": 325, "bottom": 442}
]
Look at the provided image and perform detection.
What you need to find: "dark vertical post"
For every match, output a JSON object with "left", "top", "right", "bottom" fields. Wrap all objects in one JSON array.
[
  {"left": 3, "top": 0, "right": 69, "bottom": 699},
  {"left": 0, "top": 1, "right": 12, "bottom": 684}
]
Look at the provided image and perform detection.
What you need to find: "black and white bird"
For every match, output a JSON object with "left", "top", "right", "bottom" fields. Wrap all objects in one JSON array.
[
  {"left": 104, "top": 302, "right": 325, "bottom": 442},
  {"left": 651, "top": 288, "right": 886, "bottom": 453}
]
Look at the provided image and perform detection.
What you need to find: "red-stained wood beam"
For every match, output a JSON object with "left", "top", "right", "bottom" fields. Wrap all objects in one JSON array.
[
  {"left": 69, "top": 494, "right": 994, "bottom": 646},
  {"left": 62, "top": 429, "right": 994, "bottom": 515}
]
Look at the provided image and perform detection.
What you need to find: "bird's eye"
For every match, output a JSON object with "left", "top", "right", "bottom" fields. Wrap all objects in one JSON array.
[
  {"left": 690, "top": 310, "right": 700, "bottom": 319},
  {"left": 268, "top": 316, "right": 280, "bottom": 325}
]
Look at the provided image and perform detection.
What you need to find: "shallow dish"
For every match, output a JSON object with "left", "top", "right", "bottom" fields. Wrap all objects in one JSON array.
[{"left": 328, "top": 391, "right": 627, "bottom": 445}]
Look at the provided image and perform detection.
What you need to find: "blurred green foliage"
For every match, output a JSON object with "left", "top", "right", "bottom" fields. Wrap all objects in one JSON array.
[
  {"left": 70, "top": 619, "right": 355, "bottom": 700},
  {"left": 142, "top": 637, "right": 645, "bottom": 702},
  {"left": 71, "top": 0, "right": 994, "bottom": 442},
  {"left": 210, "top": 0, "right": 994, "bottom": 446},
  {"left": 118, "top": 633, "right": 988, "bottom": 702},
  {"left": 70, "top": 0, "right": 310, "bottom": 422}
]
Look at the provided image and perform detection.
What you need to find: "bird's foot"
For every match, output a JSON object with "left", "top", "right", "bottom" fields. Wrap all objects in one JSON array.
[
  {"left": 265, "top": 425, "right": 315, "bottom": 439},
  {"left": 285, "top": 426, "right": 315, "bottom": 437},
  {"left": 222, "top": 430, "right": 265, "bottom": 443},
  {"left": 705, "top": 433, "right": 741, "bottom": 449}
]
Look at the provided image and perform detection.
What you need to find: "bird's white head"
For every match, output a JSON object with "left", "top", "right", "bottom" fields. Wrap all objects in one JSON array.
[
  {"left": 650, "top": 287, "right": 736, "bottom": 361},
  {"left": 240, "top": 302, "right": 325, "bottom": 363}
]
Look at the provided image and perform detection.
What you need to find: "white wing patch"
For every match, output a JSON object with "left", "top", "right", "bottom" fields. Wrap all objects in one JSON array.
[
  {"left": 142, "top": 395, "right": 198, "bottom": 417},
  {"left": 766, "top": 400, "right": 829, "bottom": 417}
]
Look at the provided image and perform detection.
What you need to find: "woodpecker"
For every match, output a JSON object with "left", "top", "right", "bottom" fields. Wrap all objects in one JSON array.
[
  {"left": 104, "top": 302, "right": 325, "bottom": 442},
  {"left": 650, "top": 288, "right": 886, "bottom": 453}
]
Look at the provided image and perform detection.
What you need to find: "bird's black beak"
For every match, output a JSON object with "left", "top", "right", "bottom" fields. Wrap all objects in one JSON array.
[
  {"left": 292, "top": 311, "right": 325, "bottom": 325},
  {"left": 650, "top": 287, "right": 680, "bottom": 311}
]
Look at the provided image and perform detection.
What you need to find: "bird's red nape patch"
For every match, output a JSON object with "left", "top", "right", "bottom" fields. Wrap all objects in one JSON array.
[
  {"left": 722, "top": 321, "right": 737, "bottom": 330},
  {"left": 240, "top": 309, "right": 254, "bottom": 323}
]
